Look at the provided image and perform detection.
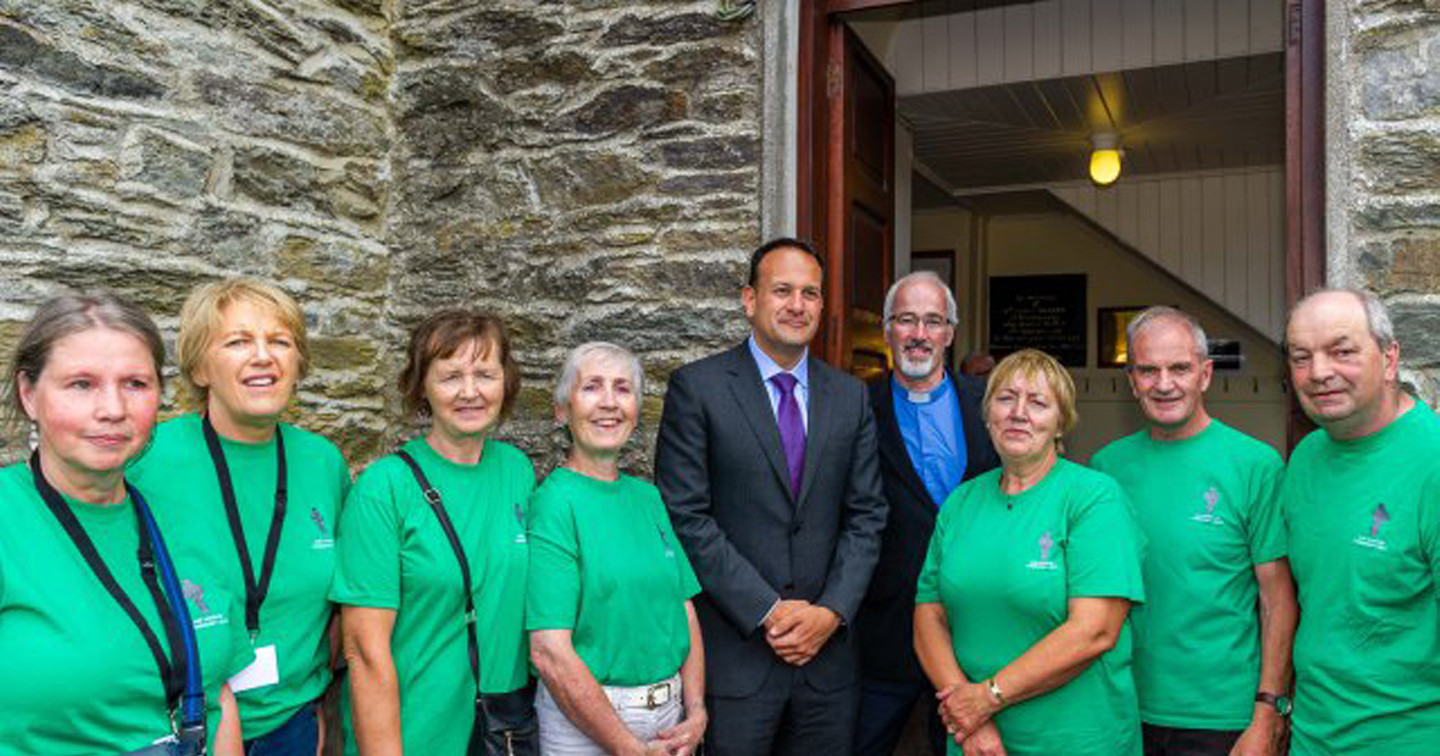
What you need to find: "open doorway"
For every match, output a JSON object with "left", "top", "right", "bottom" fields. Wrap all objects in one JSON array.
[{"left": 798, "top": 0, "right": 1324, "bottom": 457}]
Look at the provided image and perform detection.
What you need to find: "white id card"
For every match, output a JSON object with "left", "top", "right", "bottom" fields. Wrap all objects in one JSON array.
[{"left": 228, "top": 644, "right": 280, "bottom": 693}]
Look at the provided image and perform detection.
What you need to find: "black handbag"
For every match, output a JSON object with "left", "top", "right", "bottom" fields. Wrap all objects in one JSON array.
[{"left": 396, "top": 451, "right": 538, "bottom": 756}]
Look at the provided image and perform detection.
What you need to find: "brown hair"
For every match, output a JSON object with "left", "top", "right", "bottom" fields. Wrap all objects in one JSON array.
[
  {"left": 176, "top": 278, "right": 309, "bottom": 407},
  {"left": 398, "top": 309, "right": 519, "bottom": 421},
  {"left": 7, "top": 292, "right": 166, "bottom": 426},
  {"left": 983, "top": 349, "right": 1079, "bottom": 440}
]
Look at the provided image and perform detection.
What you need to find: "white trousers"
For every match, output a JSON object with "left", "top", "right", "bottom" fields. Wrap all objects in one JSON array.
[{"left": 536, "top": 674, "right": 684, "bottom": 755}]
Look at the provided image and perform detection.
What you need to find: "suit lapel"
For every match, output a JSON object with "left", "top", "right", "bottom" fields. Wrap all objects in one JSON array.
[
  {"left": 795, "top": 357, "right": 833, "bottom": 508},
  {"left": 875, "top": 376, "right": 936, "bottom": 509},
  {"left": 956, "top": 374, "right": 993, "bottom": 483},
  {"left": 724, "top": 345, "right": 794, "bottom": 497}
]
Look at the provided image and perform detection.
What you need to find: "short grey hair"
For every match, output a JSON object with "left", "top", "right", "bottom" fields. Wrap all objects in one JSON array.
[
  {"left": 1289, "top": 287, "right": 1396, "bottom": 351},
  {"left": 553, "top": 341, "right": 644, "bottom": 407},
  {"left": 1126, "top": 306, "right": 1209, "bottom": 363},
  {"left": 882, "top": 271, "right": 959, "bottom": 329}
]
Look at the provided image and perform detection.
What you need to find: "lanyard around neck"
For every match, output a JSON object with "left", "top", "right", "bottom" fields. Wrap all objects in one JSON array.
[
  {"left": 201, "top": 415, "right": 288, "bottom": 641},
  {"left": 31, "top": 451, "right": 188, "bottom": 718}
]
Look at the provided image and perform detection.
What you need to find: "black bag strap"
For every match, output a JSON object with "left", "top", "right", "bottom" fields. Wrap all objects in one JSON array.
[
  {"left": 30, "top": 451, "right": 193, "bottom": 732},
  {"left": 201, "top": 415, "right": 288, "bottom": 641},
  {"left": 395, "top": 450, "right": 482, "bottom": 696}
]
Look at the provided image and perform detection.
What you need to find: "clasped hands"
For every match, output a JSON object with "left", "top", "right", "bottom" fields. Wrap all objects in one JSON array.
[
  {"left": 937, "top": 682, "right": 1007, "bottom": 756},
  {"left": 763, "top": 599, "right": 840, "bottom": 666}
]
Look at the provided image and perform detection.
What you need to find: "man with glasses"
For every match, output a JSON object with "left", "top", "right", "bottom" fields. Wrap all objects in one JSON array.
[{"left": 855, "top": 271, "right": 999, "bottom": 756}]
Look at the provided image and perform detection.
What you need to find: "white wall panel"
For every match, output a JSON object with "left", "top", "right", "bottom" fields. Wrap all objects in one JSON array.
[
  {"left": 886, "top": 0, "right": 1286, "bottom": 96},
  {"left": 1047, "top": 166, "right": 1285, "bottom": 339}
]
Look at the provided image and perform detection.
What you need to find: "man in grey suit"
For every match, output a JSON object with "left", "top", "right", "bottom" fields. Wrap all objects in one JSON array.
[{"left": 656, "top": 237, "right": 887, "bottom": 756}]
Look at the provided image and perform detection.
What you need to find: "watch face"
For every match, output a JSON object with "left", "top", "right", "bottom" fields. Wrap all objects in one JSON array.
[{"left": 1276, "top": 696, "right": 1293, "bottom": 716}]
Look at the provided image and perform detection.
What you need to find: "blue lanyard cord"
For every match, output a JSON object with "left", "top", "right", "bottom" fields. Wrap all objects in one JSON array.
[{"left": 133, "top": 485, "right": 206, "bottom": 734}]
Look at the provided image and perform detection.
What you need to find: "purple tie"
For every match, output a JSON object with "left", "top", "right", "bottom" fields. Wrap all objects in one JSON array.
[{"left": 770, "top": 373, "right": 806, "bottom": 497}]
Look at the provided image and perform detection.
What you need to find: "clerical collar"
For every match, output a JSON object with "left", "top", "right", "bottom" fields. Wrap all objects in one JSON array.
[{"left": 894, "top": 374, "right": 951, "bottom": 405}]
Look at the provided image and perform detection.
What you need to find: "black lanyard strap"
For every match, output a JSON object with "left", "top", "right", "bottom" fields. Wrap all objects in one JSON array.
[
  {"left": 202, "top": 415, "right": 288, "bottom": 640},
  {"left": 395, "top": 449, "right": 482, "bottom": 695},
  {"left": 31, "top": 451, "right": 188, "bottom": 719}
]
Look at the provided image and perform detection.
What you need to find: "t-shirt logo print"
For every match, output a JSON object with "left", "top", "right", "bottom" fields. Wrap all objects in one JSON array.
[
  {"left": 310, "top": 506, "right": 335, "bottom": 550},
  {"left": 1191, "top": 486, "right": 1225, "bottom": 525},
  {"left": 1352, "top": 503, "right": 1391, "bottom": 551},
  {"left": 183, "top": 579, "right": 228, "bottom": 629},
  {"left": 1027, "top": 531, "right": 1059, "bottom": 571}
]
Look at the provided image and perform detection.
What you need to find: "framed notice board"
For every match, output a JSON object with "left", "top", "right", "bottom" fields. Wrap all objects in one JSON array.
[{"left": 988, "top": 274, "right": 1087, "bottom": 367}]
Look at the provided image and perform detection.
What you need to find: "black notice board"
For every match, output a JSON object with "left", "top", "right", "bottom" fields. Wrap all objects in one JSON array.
[{"left": 988, "top": 274, "right": 1087, "bottom": 367}]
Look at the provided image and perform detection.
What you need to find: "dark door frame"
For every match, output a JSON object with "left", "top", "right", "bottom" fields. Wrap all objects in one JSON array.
[{"left": 797, "top": 0, "right": 1327, "bottom": 361}]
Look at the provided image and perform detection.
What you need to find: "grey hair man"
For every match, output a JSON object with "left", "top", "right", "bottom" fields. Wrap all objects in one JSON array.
[
  {"left": 1278, "top": 288, "right": 1440, "bottom": 756},
  {"left": 855, "top": 270, "right": 999, "bottom": 756},
  {"left": 1091, "top": 306, "right": 1297, "bottom": 756}
]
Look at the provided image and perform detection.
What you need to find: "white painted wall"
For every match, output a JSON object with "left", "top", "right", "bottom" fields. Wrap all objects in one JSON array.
[
  {"left": 1050, "top": 166, "right": 1285, "bottom": 341},
  {"left": 854, "top": 0, "right": 1285, "bottom": 96}
]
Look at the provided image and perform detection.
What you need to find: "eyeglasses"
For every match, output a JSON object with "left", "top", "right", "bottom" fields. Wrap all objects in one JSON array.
[{"left": 889, "top": 313, "right": 953, "bottom": 331}]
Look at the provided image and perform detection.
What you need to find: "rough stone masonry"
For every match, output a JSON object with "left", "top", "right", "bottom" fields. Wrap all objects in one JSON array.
[{"left": 0, "top": 0, "right": 761, "bottom": 470}]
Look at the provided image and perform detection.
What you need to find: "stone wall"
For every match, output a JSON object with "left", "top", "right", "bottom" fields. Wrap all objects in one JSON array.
[
  {"left": 0, "top": 0, "right": 764, "bottom": 471},
  {"left": 1332, "top": 0, "right": 1440, "bottom": 405}
]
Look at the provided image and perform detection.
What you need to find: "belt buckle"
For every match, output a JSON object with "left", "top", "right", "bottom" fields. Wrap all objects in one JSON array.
[{"left": 645, "top": 682, "right": 671, "bottom": 709}]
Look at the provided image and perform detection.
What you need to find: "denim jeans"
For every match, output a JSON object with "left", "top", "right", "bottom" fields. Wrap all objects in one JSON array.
[{"left": 245, "top": 702, "right": 319, "bottom": 756}]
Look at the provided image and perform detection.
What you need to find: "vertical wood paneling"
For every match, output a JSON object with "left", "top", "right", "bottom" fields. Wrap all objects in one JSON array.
[
  {"left": 1005, "top": 5, "right": 1035, "bottom": 81},
  {"left": 1250, "top": 0, "right": 1284, "bottom": 52},
  {"left": 1159, "top": 180, "right": 1183, "bottom": 272},
  {"left": 893, "top": 21, "right": 923, "bottom": 96},
  {"left": 950, "top": 12, "right": 978, "bottom": 90},
  {"left": 1091, "top": 0, "right": 1124, "bottom": 72},
  {"left": 1216, "top": 0, "right": 1251, "bottom": 56},
  {"left": 923, "top": 13, "right": 950, "bottom": 92},
  {"left": 1201, "top": 176, "right": 1226, "bottom": 299},
  {"left": 1033, "top": 0, "right": 1064, "bottom": 78},
  {"left": 1184, "top": 0, "right": 1217, "bottom": 62},
  {"left": 1223, "top": 173, "right": 1249, "bottom": 315},
  {"left": 1121, "top": 0, "right": 1154, "bottom": 68},
  {"left": 1180, "top": 177, "right": 1205, "bottom": 284},
  {"left": 976, "top": 8, "right": 1007, "bottom": 86},
  {"left": 1047, "top": 168, "right": 1284, "bottom": 339},
  {"left": 1245, "top": 171, "right": 1273, "bottom": 335},
  {"left": 1153, "top": 0, "right": 1187, "bottom": 65},
  {"left": 1062, "top": 0, "right": 1093, "bottom": 75}
]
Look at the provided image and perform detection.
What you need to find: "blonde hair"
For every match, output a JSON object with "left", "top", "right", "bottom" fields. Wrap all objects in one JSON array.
[
  {"left": 176, "top": 278, "right": 309, "bottom": 407},
  {"left": 983, "top": 349, "right": 1079, "bottom": 440}
]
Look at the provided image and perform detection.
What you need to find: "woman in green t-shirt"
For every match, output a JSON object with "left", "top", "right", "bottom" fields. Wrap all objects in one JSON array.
[
  {"left": 913, "top": 349, "right": 1146, "bottom": 756},
  {"left": 0, "top": 293, "right": 249, "bottom": 756},
  {"left": 130, "top": 278, "right": 351, "bottom": 756},
  {"left": 528, "top": 342, "right": 707, "bottom": 756},
  {"left": 333, "top": 309, "right": 537, "bottom": 756}
]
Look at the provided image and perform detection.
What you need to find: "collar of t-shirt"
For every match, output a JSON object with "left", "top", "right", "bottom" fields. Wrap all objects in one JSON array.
[{"left": 748, "top": 333, "right": 809, "bottom": 432}]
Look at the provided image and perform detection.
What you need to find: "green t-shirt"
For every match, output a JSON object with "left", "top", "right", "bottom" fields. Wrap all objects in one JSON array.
[
  {"left": 526, "top": 467, "right": 701, "bottom": 686},
  {"left": 0, "top": 462, "right": 253, "bottom": 755},
  {"left": 1281, "top": 404, "right": 1440, "bottom": 755},
  {"left": 131, "top": 414, "right": 351, "bottom": 737},
  {"left": 1091, "top": 420, "right": 1286, "bottom": 729},
  {"left": 916, "top": 458, "right": 1145, "bottom": 756},
  {"left": 331, "top": 437, "right": 534, "bottom": 756}
]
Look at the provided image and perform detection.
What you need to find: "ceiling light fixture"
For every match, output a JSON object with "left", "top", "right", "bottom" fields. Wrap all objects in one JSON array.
[{"left": 1089, "top": 133, "right": 1123, "bottom": 187}]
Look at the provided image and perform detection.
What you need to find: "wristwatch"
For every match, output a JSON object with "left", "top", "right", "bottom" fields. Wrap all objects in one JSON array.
[{"left": 1255, "top": 692, "right": 1293, "bottom": 718}]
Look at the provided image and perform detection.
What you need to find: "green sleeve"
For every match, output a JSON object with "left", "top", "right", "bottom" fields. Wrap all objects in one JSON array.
[
  {"left": 332, "top": 444, "right": 353, "bottom": 502},
  {"left": 1066, "top": 474, "right": 1146, "bottom": 602},
  {"left": 1421, "top": 471, "right": 1440, "bottom": 588},
  {"left": 525, "top": 487, "right": 581, "bottom": 631},
  {"left": 1245, "top": 451, "right": 1287, "bottom": 566},
  {"left": 329, "top": 466, "right": 403, "bottom": 609},
  {"left": 915, "top": 506, "right": 949, "bottom": 604}
]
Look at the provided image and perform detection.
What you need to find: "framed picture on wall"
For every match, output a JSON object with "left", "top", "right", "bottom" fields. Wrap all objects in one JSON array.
[
  {"left": 911, "top": 250, "right": 955, "bottom": 293},
  {"left": 1097, "top": 306, "right": 1148, "bottom": 368}
]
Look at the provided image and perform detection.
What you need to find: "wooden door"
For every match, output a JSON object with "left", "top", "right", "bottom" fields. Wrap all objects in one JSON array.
[{"left": 825, "top": 23, "right": 895, "bottom": 378}]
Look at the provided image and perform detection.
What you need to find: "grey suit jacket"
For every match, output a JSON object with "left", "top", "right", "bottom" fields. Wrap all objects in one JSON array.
[{"left": 654, "top": 342, "right": 887, "bottom": 697}]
